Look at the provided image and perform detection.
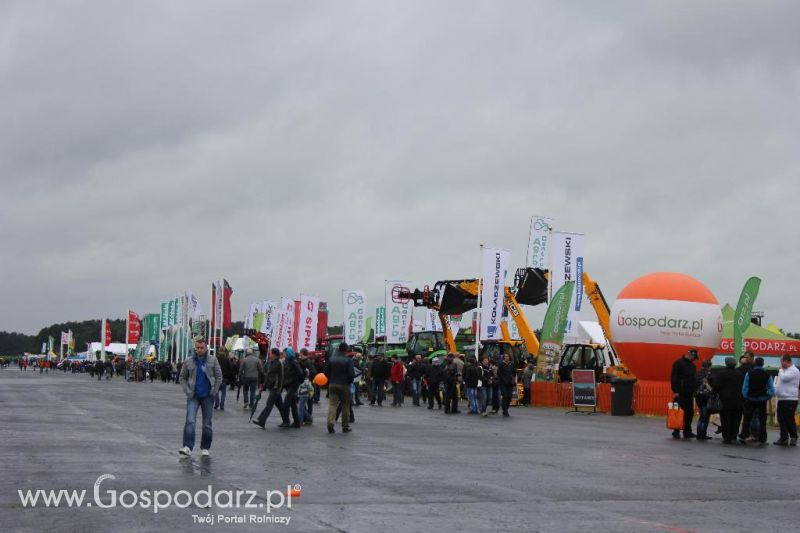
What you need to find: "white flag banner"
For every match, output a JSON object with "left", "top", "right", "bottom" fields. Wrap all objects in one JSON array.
[
  {"left": 342, "top": 290, "right": 366, "bottom": 345},
  {"left": 259, "top": 300, "right": 277, "bottom": 339},
  {"left": 479, "top": 247, "right": 511, "bottom": 341},
  {"left": 422, "top": 308, "right": 442, "bottom": 332},
  {"left": 448, "top": 315, "right": 463, "bottom": 339},
  {"left": 188, "top": 292, "right": 202, "bottom": 320},
  {"left": 298, "top": 294, "right": 320, "bottom": 351},
  {"left": 60, "top": 331, "right": 69, "bottom": 345},
  {"left": 412, "top": 319, "right": 424, "bottom": 333},
  {"left": 385, "top": 281, "right": 412, "bottom": 344},
  {"left": 549, "top": 231, "right": 585, "bottom": 339},
  {"left": 527, "top": 215, "right": 554, "bottom": 270},
  {"left": 245, "top": 303, "right": 258, "bottom": 329},
  {"left": 215, "top": 280, "right": 223, "bottom": 329},
  {"left": 277, "top": 297, "right": 295, "bottom": 351}
]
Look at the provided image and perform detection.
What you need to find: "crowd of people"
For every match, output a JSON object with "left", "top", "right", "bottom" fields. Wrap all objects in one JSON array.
[{"left": 670, "top": 349, "right": 799, "bottom": 446}]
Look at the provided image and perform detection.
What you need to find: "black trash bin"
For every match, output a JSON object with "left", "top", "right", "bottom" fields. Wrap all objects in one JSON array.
[{"left": 609, "top": 378, "right": 635, "bottom": 416}]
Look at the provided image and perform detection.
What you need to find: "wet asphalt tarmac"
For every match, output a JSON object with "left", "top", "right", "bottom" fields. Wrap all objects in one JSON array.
[{"left": 1, "top": 369, "right": 798, "bottom": 532}]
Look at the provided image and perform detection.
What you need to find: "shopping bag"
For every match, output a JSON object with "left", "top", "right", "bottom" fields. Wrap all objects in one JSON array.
[{"left": 666, "top": 402, "right": 685, "bottom": 430}]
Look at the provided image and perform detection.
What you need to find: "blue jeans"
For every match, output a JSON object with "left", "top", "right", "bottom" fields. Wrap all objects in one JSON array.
[
  {"left": 298, "top": 394, "right": 309, "bottom": 423},
  {"left": 214, "top": 384, "right": 227, "bottom": 409},
  {"left": 410, "top": 378, "right": 421, "bottom": 405},
  {"left": 696, "top": 402, "right": 710, "bottom": 438},
  {"left": 183, "top": 395, "right": 214, "bottom": 451},
  {"left": 478, "top": 388, "right": 487, "bottom": 413},
  {"left": 466, "top": 387, "right": 478, "bottom": 413}
]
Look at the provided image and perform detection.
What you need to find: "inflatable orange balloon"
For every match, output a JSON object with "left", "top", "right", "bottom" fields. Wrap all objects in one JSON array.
[{"left": 312, "top": 373, "right": 328, "bottom": 387}]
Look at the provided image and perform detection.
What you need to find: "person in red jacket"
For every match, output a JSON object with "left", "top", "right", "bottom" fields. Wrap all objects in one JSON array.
[{"left": 390, "top": 357, "right": 406, "bottom": 407}]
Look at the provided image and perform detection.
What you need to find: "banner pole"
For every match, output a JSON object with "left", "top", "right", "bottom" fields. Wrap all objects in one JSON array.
[{"left": 474, "top": 245, "right": 483, "bottom": 360}]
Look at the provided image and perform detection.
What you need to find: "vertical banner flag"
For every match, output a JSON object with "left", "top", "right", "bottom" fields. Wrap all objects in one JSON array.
[
  {"left": 167, "top": 299, "right": 176, "bottom": 328},
  {"left": 362, "top": 316, "right": 374, "bottom": 343},
  {"left": 48, "top": 336, "right": 55, "bottom": 353},
  {"left": 342, "top": 290, "right": 366, "bottom": 345},
  {"left": 549, "top": 231, "right": 585, "bottom": 339},
  {"left": 259, "top": 300, "right": 277, "bottom": 340},
  {"left": 317, "top": 302, "right": 328, "bottom": 343},
  {"left": 104, "top": 319, "right": 112, "bottom": 346},
  {"left": 385, "top": 281, "right": 412, "bottom": 344},
  {"left": 734, "top": 277, "right": 761, "bottom": 359},
  {"left": 298, "top": 294, "right": 321, "bottom": 351},
  {"left": 293, "top": 300, "right": 301, "bottom": 350},
  {"left": 160, "top": 301, "right": 168, "bottom": 331},
  {"left": 536, "top": 281, "right": 576, "bottom": 381},
  {"left": 245, "top": 303, "right": 258, "bottom": 330},
  {"left": 376, "top": 307, "right": 386, "bottom": 337},
  {"left": 423, "top": 308, "right": 442, "bottom": 332},
  {"left": 527, "top": 215, "right": 554, "bottom": 270},
  {"left": 128, "top": 311, "right": 141, "bottom": 344},
  {"left": 210, "top": 282, "right": 218, "bottom": 332},
  {"left": 275, "top": 297, "right": 295, "bottom": 351},
  {"left": 222, "top": 279, "right": 233, "bottom": 328},
  {"left": 61, "top": 331, "right": 70, "bottom": 346},
  {"left": 448, "top": 315, "right": 463, "bottom": 339},
  {"left": 479, "top": 247, "right": 511, "bottom": 341},
  {"left": 188, "top": 292, "right": 201, "bottom": 321}
]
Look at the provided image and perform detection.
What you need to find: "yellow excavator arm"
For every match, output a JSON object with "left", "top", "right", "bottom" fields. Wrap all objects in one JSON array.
[
  {"left": 504, "top": 288, "right": 540, "bottom": 356},
  {"left": 582, "top": 271, "right": 636, "bottom": 379}
]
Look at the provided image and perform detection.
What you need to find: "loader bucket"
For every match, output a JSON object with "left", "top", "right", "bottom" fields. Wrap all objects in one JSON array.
[
  {"left": 439, "top": 284, "right": 478, "bottom": 315},
  {"left": 514, "top": 267, "right": 549, "bottom": 306}
]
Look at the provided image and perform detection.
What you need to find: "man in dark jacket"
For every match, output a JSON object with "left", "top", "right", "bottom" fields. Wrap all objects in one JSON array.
[
  {"left": 425, "top": 357, "right": 443, "bottom": 410},
  {"left": 463, "top": 357, "right": 481, "bottom": 414},
  {"left": 325, "top": 342, "right": 355, "bottom": 433},
  {"left": 739, "top": 357, "right": 775, "bottom": 444},
  {"left": 670, "top": 349, "right": 698, "bottom": 439},
  {"left": 370, "top": 354, "right": 389, "bottom": 406},
  {"left": 711, "top": 357, "right": 744, "bottom": 444},
  {"left": 298, "top": 349, "right": 317, "bottom": 417},
  {"left": 253, "top": 349, "right": 289, "bottom": 429},
  {"left": 497, "top": 354, "right": 515, "bottom": 417},
  {"left": 406, "top": 355, "right": 425, "bottom": 406},
  {"left": 282, "top": 349, "right": 305, "bottom": 428},
  {"left": 442, "top": 354, "right": 460, "bottom": 414}
]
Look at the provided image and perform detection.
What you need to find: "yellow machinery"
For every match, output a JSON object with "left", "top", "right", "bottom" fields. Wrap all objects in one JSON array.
[{"left": 581, "top": 271, "right": 636, "bottom": 380}]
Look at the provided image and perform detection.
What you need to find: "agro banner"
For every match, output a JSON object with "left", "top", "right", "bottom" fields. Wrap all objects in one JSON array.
[
  {"left": 549, "top": 232, "right": 584, "bottom": 339},
  {"left": 479, "top": 247, "right": 510, "bottom": 341},
  {"left": 375, "top": 307, "right": 386, "bottom": 337},
  {"left": 385, "top": 281, "right": 412, "bottom": 344},
  {"left": 342, "top": 290, "right": 367, "bottom": 346},
  {"left": 527, "top": 215, "right": 554, "bottom": 270},
  {"left": 536, "top": 281, "right": 575, "bottom": 381},
  {"left": 734, "top": 277, "right": 761, "bottom": 359},
  {"left": 160, "top": 301, "right": 168, "bottom": 331},
  {"left": 298, "top": 294, "right": 320, "bottom": 352},
  {"left": 127, "top": 311, "right": 141, "bottom": 344}
]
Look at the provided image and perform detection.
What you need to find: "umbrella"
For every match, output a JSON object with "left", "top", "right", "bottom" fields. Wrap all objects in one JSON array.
[{"left": 249, "top": 391, "right": 262, "bottom": 421}]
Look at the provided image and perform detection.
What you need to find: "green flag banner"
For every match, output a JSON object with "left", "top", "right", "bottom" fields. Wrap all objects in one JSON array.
[
  {"left": 253, "top": 312, "right": 264, "bottom": 333},
  {"left": 535, "top": 281, "right": 575, "bottom": 382},
  {"left": 168, "top": 299, "right": 175, "bottom": 327},
  {"left": 376, "top": 307, "right": 386, "bottom": 336},
  {"left": 734, "top": 277, "right": 761, "bottom": 359},
  {"left": 160, "top": 302, "right": 168, "bottom": 331},
  {"left": 361, "top": 316, "right": 374, "bottom": 343}
]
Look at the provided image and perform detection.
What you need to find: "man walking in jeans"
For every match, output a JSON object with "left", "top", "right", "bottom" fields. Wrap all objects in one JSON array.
[
  {"left": 179, "top": 337, "right": 222, "bottom": 457},
  {"left": 325, "top": 342, "right": 355, "bottom": 434}
]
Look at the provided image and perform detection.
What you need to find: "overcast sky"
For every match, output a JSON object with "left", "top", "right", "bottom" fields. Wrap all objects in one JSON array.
[{"left": 1, "top": 1, "right": 798, "bottom": 336}]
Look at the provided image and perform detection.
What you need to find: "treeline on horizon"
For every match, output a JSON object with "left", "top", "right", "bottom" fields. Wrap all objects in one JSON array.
[{"left": 0, "top": 320, "right": 244, "bottom": 356}]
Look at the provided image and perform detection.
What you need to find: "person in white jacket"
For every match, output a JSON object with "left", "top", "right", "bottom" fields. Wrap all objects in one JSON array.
[{"left": 774, "top": 355, "right": 799, "bottom": 446}]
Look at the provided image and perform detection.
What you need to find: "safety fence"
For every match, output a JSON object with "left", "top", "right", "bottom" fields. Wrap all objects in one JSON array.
[{"left": 531, "top": 380, "right": 672, "bottom": 416}]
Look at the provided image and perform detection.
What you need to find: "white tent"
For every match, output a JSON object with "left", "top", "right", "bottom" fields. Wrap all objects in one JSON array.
[
  {"left": 578, "top": 321, "right": 608, "bottom": 345},
  {"left": 87, "top": 342, "right": 137, "bottom": 359}
]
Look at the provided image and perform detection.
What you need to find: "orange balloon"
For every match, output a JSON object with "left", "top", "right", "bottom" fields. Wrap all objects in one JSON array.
[{"left": 313, "top": 373, "right": 328, "bottom": 387}]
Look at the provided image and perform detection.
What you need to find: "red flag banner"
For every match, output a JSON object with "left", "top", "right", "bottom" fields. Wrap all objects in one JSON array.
[
  {"left": 128, "top": 311, "right": 141, "bottom": 344},
  {"left": 223, "top": 279, "right": 233, "bottom": 328},
  {"left": 104, "top": 320, "right": 112, "bottom": 346}
]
